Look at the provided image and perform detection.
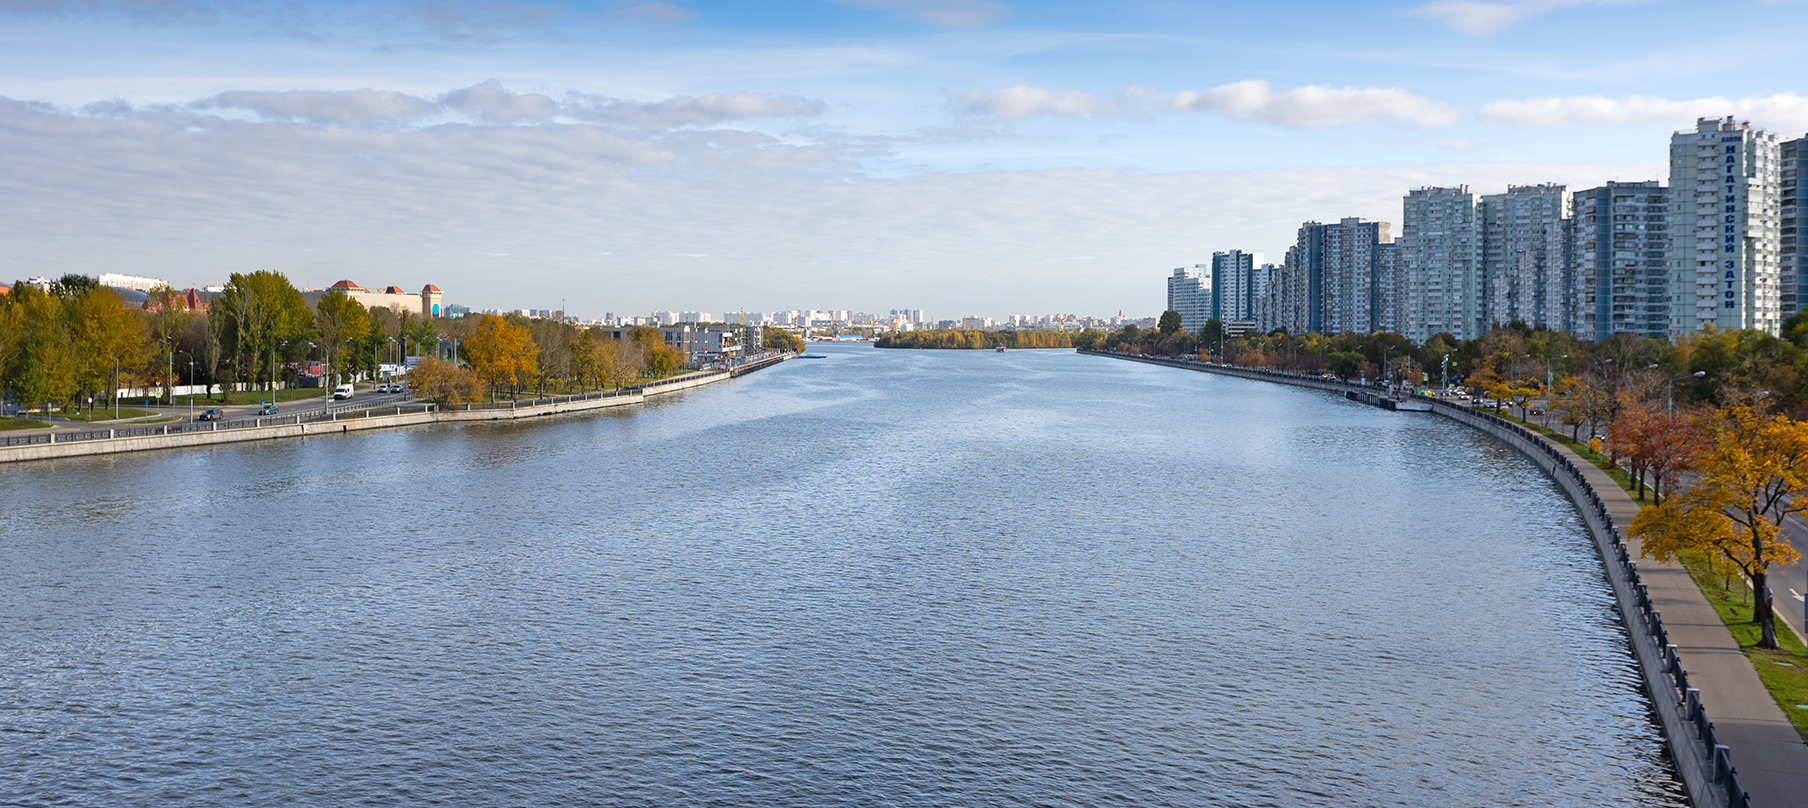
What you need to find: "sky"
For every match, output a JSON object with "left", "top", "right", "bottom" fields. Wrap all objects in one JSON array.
[{"left": 3, "top": 0, "right": 1807, "bottom": 319}]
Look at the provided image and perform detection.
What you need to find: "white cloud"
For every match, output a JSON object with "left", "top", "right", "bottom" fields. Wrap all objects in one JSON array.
[
  {"left": 1480, "top": 92, "right": 1808, "bottom": 132},
  {"left": 0, "top": 93, "right": 1659, "bottom": 318},
  {"left": 829, "top": 0, "right": 1009, "bottom": 29},
  {"left": 956, "top": 86, "right": 1113, "bottom": 120},
  {"left": 1169, "top": 80, "right": 1459, "bottom": 128},
  {"left": 566, "top": 91, "right": 826, "bottom": 128},
  {"left": 441, "top": 80, "right": 560, "bottom": 123},
  {"left": 1406, "top": 0, "right": 1632, "bottom": 37},
  {"left": 200, "top": 90, "right": 439, "bottom": 125}
]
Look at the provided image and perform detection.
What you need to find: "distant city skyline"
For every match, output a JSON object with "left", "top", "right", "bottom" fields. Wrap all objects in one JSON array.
[{"left": 2, "top": 0, "right": 1806, "bottom": 317}]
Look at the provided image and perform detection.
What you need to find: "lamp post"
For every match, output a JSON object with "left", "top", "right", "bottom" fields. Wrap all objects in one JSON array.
[
  {"left": 1440, "top": 353, "right": 1450, "bottom": 392},
  {"left": 113, "top": 356, "right": 119, "bottom": 420},
  {"left": 175, "top": 350, "right": 195, "bottom": 418},
  {"left": 1664, "top": 370, "right": 1706, "bottom": 416}
]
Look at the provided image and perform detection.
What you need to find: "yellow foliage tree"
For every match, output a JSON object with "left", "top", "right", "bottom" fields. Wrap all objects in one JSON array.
[
  {"left": 463, "top": 314, "right": 539, "bottom": 399},
  {"left": 1631, "top": 405, "right": 1808, "bottom": 648}
]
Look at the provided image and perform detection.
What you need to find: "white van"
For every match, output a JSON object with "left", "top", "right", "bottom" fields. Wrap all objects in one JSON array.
[{"left": 333, "top": 384, "right": 355, "bottom": 400}]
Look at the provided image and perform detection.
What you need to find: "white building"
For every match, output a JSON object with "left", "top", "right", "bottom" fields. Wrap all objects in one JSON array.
[
  {"left": 1212, "top": 250, "right": 1263, "bottom": 322},
  {"left": 1166, "top": 264, "right": 1213, "bottom": 333},
  {"left": 97, "top": 272, "right": 169, "bottom": 292},
  {"left": 1401, "top": 186, "right": 1484, "bottom": 341},
  {"left": 1669, "top": 117, "right": 1782, "bottom": 337}
]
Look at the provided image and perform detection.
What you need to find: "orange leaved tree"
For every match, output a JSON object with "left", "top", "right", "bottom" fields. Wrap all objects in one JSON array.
[
  {"left": 463, "top": 315, "right": 540, "bottom": 400},
  {"left": 1631, "top": 405, "right": 1808, "bottom": 648}
]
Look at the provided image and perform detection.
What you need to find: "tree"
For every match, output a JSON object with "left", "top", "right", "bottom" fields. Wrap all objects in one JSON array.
[
  {"left": 1631, "top": 405, "right": 1808, "bottom": 648},
  {"left": 761, "top": 326, "right": 804, "bottom": 354},
  {"left": 1199, "top": 318, "right": 1224, "bottom": 356},
  {"left": 214, "top": 271, "right": 313, "bottom": 397},
  {"left": 68, "top": 287, "right": 150, "bottom": 410},
  {"left": 463, "top": 314, "right": 539, "bottom": 398},
  {"left": 406, "top": 355, "right": 482, "bottom": 404},
  {"left": 313, "top": 290, "right": 371, "bottom": 386},
  {"left": 1157, "top": 310, "right": 1183, "bottom": 335}
]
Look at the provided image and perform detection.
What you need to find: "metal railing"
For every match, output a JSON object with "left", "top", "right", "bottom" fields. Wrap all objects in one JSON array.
[{"left": 1, "top": 401, "right": 444, "bottom": 448}]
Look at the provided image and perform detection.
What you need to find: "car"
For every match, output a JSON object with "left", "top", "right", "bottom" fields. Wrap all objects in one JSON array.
[
  {"left": 195, "top": 408, "right": 224, "bottom": 422},
  {"left": 258, "top": 403, "right": 279, "bottom": 415},
  {"left": 333, "top": 384, "right": 354, "bottom": 400},
  {"left": 375, "top": 383, "right": 390, "bottom": 393}
]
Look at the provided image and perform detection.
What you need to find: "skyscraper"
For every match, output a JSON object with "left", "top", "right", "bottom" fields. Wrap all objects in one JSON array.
[
  {"left": 1320, "top": 218, "right": 1395, "bottom": 334},
  {"left": 1401, "top": 186, "right": 1483, "bottom": 341},
  {"left": 1669, "top": 117, "right": 1782, "bottom": 337},
  {"left": 1212, "top": 250, "right": 1263, "bottom": 322},
  {"left": 1783, "top": 135, "right": 1806, "bottom": 319},
  {"left": 1481, "top": 184, "right": 1571, "bottom": 331},
  {"left": 1571, "top": 181, "right": 1670, "bottom": 341},
  {"left": 1167, "top": 264, "right": 1212, "bottom": 333}
]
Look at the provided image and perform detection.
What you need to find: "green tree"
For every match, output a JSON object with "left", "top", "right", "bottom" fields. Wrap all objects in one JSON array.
[
  {"left": 213, "top": 271, "right": 313, "bottom": 397},
  {"left": 313, "top": 290, "right": 371, "bottom": 387},
  {"left": 1157, "top": 310, "right": 1182, "bottom": 335},
  {"left": 68, "top": 287, "right": 150, "bottom": 411}
]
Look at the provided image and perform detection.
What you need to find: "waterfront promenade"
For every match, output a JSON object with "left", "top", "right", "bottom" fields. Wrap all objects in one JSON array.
[
  {"left": 1082, "top": 349, "right": 1808, "bottom": 808},
  {"left": 0, "top": 354, "right": 789, "bottom": 465}
]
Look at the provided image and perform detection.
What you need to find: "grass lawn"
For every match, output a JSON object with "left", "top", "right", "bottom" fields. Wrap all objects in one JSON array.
[
  {"left": 54, "top": 408, "right": 160, "bottom": 423},
  {"left": 0, "top": 417, "right": 48, "bottom": 430},
  {"left": 1678, "top": 551, "right": 1808, "bottom": 741}
]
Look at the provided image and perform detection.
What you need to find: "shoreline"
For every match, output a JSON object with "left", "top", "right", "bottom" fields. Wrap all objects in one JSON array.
[
  {"left": 0, "top": 355, "right": 790, "bottom": 465},
  {"left": 1080, "top": 348, "right": 1807, "bottom": 808}
]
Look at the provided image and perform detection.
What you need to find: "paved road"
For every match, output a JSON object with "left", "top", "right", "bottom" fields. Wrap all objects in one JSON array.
[{"left": 8, "top": 390, "right": 418, "bottom": 431}]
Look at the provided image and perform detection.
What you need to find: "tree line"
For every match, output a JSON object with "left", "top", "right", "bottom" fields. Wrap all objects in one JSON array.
[
  {"left": 0, "top": 271, "right": 694, "bottom": 412},
  {"left": 875, "top": 329, "right": 1088, "bottom": 349}
]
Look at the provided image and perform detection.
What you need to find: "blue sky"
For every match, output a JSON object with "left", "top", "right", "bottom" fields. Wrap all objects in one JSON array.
[{"left": 3, "top": 0, "right": 1806, "bottom": 318}]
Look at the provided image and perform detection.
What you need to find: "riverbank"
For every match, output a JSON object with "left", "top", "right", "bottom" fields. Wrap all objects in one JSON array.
[
  {"left": 1080, "top": 348, "right": 1808, "bottom": 808},
  {"left": 0, "top": 358, "right": 788, "bottom": 465}
]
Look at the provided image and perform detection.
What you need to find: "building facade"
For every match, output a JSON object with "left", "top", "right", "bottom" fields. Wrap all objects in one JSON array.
[
  {"left": 1570, "top": 181, "right": 1670, "bottom": 341},
  {"left": 1669, "top": 117, "right": 1782, "bottom": 337},
  {"left": 1401, "top": 186, "right": 1484, "bottom": 341},
  {"left": 1167, "top": 264, "right": 1213, "bottom": 333},
  {"left": 1481, "top": 184, "right": 1571, "bottom": 331},
  {"left": 1212, "top": 250, "right": 1263, "bottom": 322},
  {"left": 1783, "top": 135, "right": 1806, "bottom": 319},
  {"left": 1320, "top": 217, "right": 1396, "bottom": 334}
]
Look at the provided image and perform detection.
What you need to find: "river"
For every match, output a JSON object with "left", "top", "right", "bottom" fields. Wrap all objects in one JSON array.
[{"left": 0, "top": 344, "right": 1685, "bottom": 806}]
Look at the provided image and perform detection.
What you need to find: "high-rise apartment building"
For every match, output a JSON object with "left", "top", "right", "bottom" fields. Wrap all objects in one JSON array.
[
  {"left": 1320, "top": 217, "right": 1396, "bottom": 334},
  {"left": 1669, "top": 117, "right": 1782, "bottom": 337},
  {"left": 1212, "top": 250, "right": 1264, "bottom": 321},
  {"left": 1167, "top": 264, "right": 1213, "bottom": 333},
  {"left": 1570, "top": 181, "right": 1670, "bottom": 341},
  {"left": 1482, "top": 184, "right": 1571, "bottom": 331},
  {"left": 1783, "top": 136, "right": 1806, "bottom": 318},
  {"left": 1401, "top": 186, "right": 1483, "bottom": 341}
]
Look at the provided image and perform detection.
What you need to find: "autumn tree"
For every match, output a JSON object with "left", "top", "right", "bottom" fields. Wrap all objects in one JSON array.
[
  {"left": 213, "top": 271, "right": 314, "bottom": 396},
  {"left": 463, "top": 314, "right": 539, "bottom": 399},
  {"left": 405, "top": 356, "right": 482, "bottom": 404},
  {"left": 1632, "top": 405, "right": 1808, "bottom": 648},
  {"left": 68, "top": 286, "right": 150, "bottom": 411}
]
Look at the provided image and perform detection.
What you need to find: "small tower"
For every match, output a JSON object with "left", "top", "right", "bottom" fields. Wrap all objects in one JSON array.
[{"left": 421, "top": 285, "right": 443, "bottom": 318}]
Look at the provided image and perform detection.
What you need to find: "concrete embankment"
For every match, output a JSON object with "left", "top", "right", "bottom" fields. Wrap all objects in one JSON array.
[
  {"left": 1, "top": 361, "right": 783, "bottom": 465},
  {"left": 1081, "top": 349, "right": 1808, "bottom": 808}
]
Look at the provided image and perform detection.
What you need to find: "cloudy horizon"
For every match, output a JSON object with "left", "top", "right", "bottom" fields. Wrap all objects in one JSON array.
[{"left": 2, "top": 0, "right": 1803, "bottom": 318}]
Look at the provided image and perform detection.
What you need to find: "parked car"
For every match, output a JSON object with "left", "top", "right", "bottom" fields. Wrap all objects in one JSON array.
[
  {"left": 195, "top": 408, "right": 224, "bottom": 421},
  {"left": 258, "top": 403, "right": 279, "bottom": 415}
]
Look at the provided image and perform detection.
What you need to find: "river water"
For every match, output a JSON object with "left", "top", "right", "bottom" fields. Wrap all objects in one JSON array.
[{"left": 0, "top": 344, "right": 1685, "bottom": 806}]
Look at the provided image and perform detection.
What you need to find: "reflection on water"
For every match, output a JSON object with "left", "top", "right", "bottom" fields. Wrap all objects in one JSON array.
[{"left": 0, "top": 345, "right": 1684, "bottom": 806}]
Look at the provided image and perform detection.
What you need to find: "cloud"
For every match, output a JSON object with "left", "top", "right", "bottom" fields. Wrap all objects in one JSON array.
[
  {"left": 1479, "top": 92, "right": 1808, "bottom": 131},
  {"left": 1170, "top": 80, "right": 1459, "bottom": 128},
  {"left": 956, "top": 86, "right": 1113, "bottom": 120},
  {"left": 829, "top": 0, "right": 1009, "bottom": 29},
  {"left": 200, "top": 90, "right": 439, "bottom": 125},
  {"left": 0, "top": 93, "right": 1661, "bottom": 319},
  {"left": 441, "top": 80, "right": 559, "bottom": 123},
  {"left": 609, "top": 1, "right": 695, "bottom": 21},
  {"left": 0, "top": 0, "right": 219, "bottom": 24},
  {"left": 1406, "top": 0, "right": 1631, "bottom": 37},
  {"left": 565, "top": 92, "right": 826, "bottom": 128}
]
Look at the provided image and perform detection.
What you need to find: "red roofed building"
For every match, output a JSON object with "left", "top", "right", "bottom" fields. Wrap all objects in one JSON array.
[{"left": 301, "top": 280, "right": 445, "bottom": 318}]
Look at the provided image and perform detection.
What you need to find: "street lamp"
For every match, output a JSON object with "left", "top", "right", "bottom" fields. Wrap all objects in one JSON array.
[
  {"left": 174, "top": 350, "right": 195, "bottom": 418},
  {"left": 1664, "top": 370, "right": 1706, "bottom": 416}
]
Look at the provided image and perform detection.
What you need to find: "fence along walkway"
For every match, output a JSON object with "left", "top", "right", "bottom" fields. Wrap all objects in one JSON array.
[{"left": 1079, "top": 350, "right": 1808, "bottom": 808}]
